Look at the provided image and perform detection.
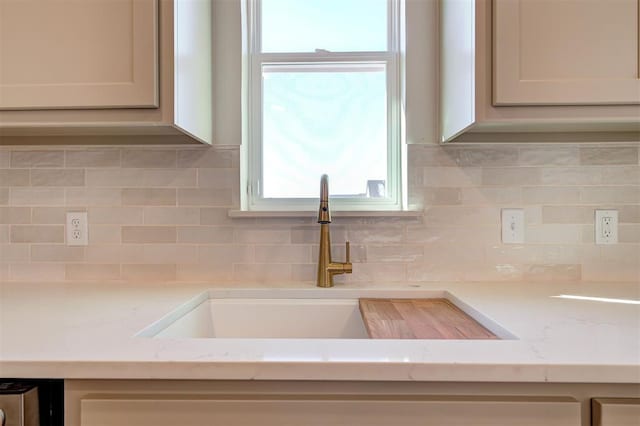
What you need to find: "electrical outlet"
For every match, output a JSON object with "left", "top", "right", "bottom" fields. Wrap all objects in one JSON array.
[
  {"left": 66, "top": 212, "right": 88, "bottom": 246},
  {"left": 595, "top": 210, "right": 618, "bottom": 244},
  {"left": 501, "top": 208, "right": 524, "bottom": 244}
]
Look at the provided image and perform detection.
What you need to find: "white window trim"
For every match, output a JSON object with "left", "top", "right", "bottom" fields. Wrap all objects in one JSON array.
[{"left": 241, "top": 0, "right": 407, "bottom": 212}]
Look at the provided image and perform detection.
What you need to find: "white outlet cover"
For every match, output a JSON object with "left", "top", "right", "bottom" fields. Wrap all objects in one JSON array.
[
  {"left": 66, "top": 211, "right": 88, "bottom": 246},
  {"left": 595, "top": 210, "right": 618, "bottom": 244},
  {"left": 501, "top": 208, "right": 524, "bottom": 244}
]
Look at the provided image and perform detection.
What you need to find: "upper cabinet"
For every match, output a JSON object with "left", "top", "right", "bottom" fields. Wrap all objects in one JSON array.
[
  {"left": 493, "top": 0, "right": 640, "bottom": 106},
  {"left": 0, "top": 0, "right": 213, "bottom": 144},
  {"left": 0, "top": 0, "right": 158, "bottom": 110},
  {"left": 441, "top": 0, "right": 640, "bottom": 143}
]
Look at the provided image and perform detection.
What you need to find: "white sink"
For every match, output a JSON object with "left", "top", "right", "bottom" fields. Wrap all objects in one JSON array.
[
  {"left": 148, "top": 298, "right": 368, "bottom": 339},
  {"left": 137, "top": 289, "right": 515, "bottom": 340}
]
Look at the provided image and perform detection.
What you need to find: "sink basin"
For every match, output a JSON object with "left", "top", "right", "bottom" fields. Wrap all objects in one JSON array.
[
  {"left": 137, "top": 289, "right": 515, "bottom": 340},
  {"left": 148, "top": 298, "right": 368, "bottom": 339}
]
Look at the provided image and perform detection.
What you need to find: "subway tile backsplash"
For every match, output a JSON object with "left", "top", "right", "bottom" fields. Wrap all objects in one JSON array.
[{"left": 0, "top": 143, "right": 638, "bottom": 283}]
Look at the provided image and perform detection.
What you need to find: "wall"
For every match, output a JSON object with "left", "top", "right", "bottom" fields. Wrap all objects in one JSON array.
[{"left": 0, "top": 143, "right": 638, "bottom": 283}]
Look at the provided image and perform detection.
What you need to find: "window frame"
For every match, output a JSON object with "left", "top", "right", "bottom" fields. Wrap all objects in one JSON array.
[{"left": 243, "top": 0, "right": 405, "bottom": 212}]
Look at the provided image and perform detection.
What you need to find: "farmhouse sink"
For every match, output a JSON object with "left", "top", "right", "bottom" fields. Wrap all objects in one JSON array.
[{"left": 136, "top": 289, "right": 514, "bottom": 340}]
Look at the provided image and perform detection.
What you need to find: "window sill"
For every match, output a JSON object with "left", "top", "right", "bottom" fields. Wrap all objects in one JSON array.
[{"left": 227, "top": 209, "right": 423, "bottom": 219}]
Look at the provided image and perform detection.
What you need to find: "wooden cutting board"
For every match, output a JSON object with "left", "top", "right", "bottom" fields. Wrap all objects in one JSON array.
[{"left": 359, "top": 298, "right": 498, "bottom": 339}]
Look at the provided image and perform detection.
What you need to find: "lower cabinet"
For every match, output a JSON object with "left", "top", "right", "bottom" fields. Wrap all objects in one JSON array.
[
  {"left": 592, "top": 398, "right": 640, "bottom": 426},
  {"left": 65, "top": 381, "right": 586, "bottom": 426},
  {"left": 77, "top": 396, "right": 579, "bottom": 426},
  {"left": 65, "top": 381, "right": 640, "bottom": 426}
]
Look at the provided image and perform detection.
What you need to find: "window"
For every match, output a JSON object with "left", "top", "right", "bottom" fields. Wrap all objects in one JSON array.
[{"left": 243, "top": 0, "right": 405, "bottom": 211}]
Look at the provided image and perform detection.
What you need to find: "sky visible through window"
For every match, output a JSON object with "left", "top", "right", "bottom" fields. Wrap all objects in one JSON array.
[
  {"left": 260, "top": 0, "right": 390, "bottom": 199},
  {"left": 261, "top": 0, "right": 387, "bottom": 53}
]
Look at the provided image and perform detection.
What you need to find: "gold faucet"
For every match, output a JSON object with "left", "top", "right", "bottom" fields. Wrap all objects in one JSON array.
[{"left": 317, "top": 174, "right": 352, "bottom": 287}]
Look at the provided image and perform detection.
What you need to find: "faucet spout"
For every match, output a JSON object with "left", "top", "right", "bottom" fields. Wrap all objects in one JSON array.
[
  {"left": 318, "top": 174, "right": 331, "bottom": 224},
  {"left": 316, "top": 174, "right": 352, "bottom": 287}
]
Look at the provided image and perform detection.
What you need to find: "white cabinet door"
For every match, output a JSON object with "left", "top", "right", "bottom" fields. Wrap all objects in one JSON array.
[
  {"left": 440, "top": 0, "right": 640, "bottom": 142},
  {"left": 592, "top": 398, "right": 640, "bottom": 426},
  {"left": 0, "top": 0, "right": 213, "bottom": 144},
  {"left": 0, "top": 0, "right": 158, "bottom": 110},
  {"left": 79, "top": 396, "right": 581, "bottom": 426},
  {"left": 493, "top": 0, "right": 640, "bottom": 106}
]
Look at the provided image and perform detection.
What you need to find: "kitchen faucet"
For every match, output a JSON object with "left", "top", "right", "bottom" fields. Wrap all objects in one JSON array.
[{"left": 317, "top": 174, "right": 352, "bottom": 287}]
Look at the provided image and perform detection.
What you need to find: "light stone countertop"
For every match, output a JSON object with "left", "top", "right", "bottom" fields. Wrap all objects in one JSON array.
[{"left": 0, "top": 281, "right": 638, "bottom": 383}]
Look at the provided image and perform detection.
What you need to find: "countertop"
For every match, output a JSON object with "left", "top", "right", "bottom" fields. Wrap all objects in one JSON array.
[{"left": 0, "top": 281, "right": 638, "bottom": 383}]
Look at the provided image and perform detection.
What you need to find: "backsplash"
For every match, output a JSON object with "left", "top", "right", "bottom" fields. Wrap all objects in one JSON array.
[{"left": 0, "top": 143, "right": 638, "bottom": 283}]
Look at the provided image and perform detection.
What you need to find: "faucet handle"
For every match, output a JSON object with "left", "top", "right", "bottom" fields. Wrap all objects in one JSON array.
[{"left": 345, "top": 241, "right": 350, "bottom": 263}]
